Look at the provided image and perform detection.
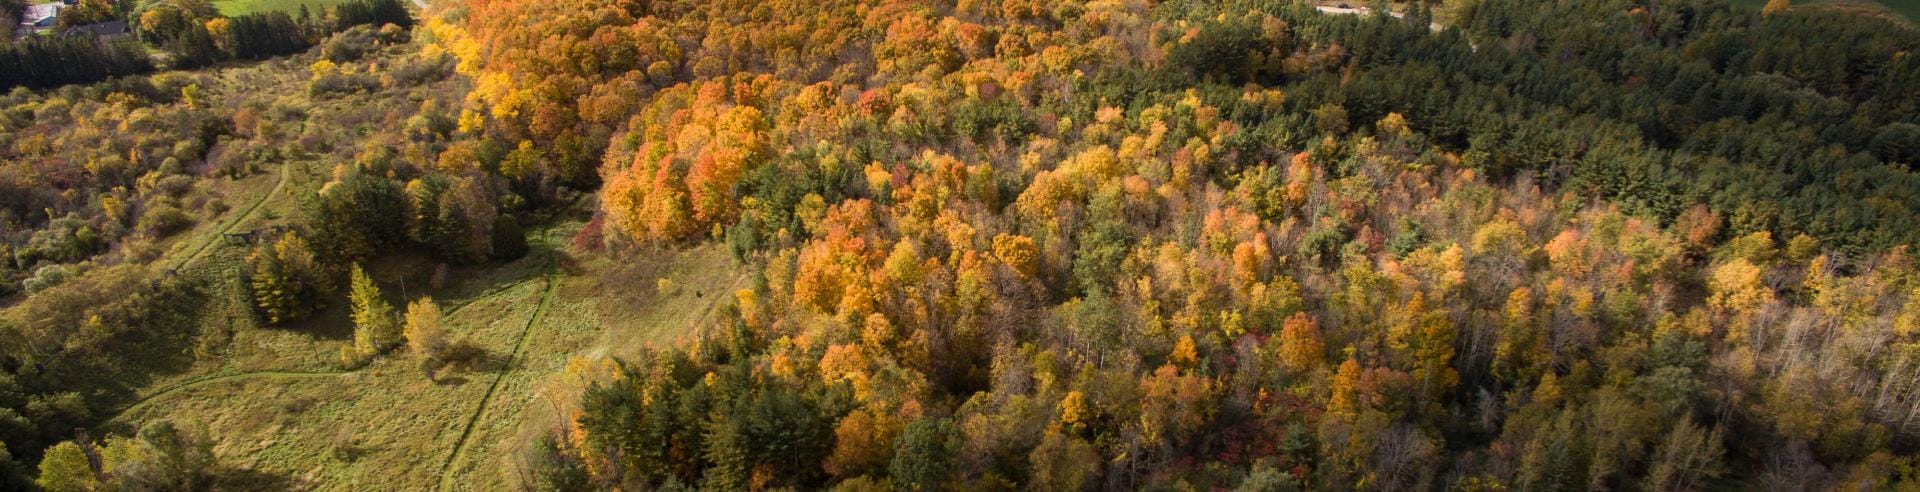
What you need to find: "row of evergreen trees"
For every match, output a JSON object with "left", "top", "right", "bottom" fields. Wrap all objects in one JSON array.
[
  {"left": 1156, "top": 0, "right": 1920, "bottom": 256},
  {"left": 229, "top": 0, "right": 413, "bottom": 60},
  {"left": 0, "top": 38, "right": 152, "bottom": 90},
  {"left": 229, "top": 12, "right": 309, "bottom": 60},
  {"left": 332, "top": 0, "right": 411, "bottom": 32}
]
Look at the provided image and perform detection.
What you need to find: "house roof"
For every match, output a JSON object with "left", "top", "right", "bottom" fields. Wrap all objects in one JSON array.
[
  {"left": 65, "top": 20, "right": 130, "bottom": 37},
  {"left": 23, "top": 3, "right": 61, "bottom": 24}
]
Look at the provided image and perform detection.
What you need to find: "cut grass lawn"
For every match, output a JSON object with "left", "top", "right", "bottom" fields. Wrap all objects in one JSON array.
[
  {"left": 579, "top": 241, "right": 749, "bottom": 360},
  {"left": 213, "top": 0, "right": 355, "bottom": 17}
]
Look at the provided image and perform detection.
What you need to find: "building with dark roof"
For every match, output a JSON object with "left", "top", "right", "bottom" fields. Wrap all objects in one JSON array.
[{"left": 63, "top": 20, "right": 129, "bottom": 41}]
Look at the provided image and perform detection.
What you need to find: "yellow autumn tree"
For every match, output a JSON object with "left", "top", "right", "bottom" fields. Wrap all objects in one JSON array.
[
  {"left": 1058, "top": 390, "right": 1091, "bottom": 435},
  {"left": 993, "top": 233, "right": 1040, "bottom": 277},
  {"left": 404, "top": 297, "right": 446, "bottom": 360},
  {"left": 1710, "top": 259, "right": 1773, "bottom": 315}
]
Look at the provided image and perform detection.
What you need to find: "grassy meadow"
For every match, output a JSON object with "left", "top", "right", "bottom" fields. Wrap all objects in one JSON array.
[
  {"left": 213, "top": 0, "right": 354, "bottom": 17},
  {"left": 108, "top": 207, "right": 742, "bottom": 489}
]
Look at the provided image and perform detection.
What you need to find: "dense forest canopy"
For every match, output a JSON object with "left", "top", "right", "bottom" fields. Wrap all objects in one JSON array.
[
  {"left": 0, "top": 0, "right": 1919, "bottom": 489},
  {"left": 478, "top": 0, "right": 1917, "bottom": 488}
]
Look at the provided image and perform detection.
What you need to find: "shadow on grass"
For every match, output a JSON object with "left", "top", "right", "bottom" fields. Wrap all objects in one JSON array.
[
  {"left": 213, "top": 465, "right": 298, "bottom": 491},
  {"left": 425, "top": 339, "right": 512, "bottom": 383},
  {"left": 257, "top": 241, "right": 556, "bottom": 343},
  {"left": 271, "top": 302, "right": 354, "bottom": 341},
  {"left": 75, "top": 202, "right": 577, "bottom": 454}
]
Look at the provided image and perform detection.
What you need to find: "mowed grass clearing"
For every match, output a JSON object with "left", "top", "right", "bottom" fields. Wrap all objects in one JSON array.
[
  {"left": 111, "top": 247, "right": 557, "bottom": 489},
  {"left": 111, "top": 209, "right": 746, "bottom": 489},
  {"left": 438, "top": 240, "right": 747, "bottom": 490},
  {"left": 579, "top": 241, "right": 749, "bottom": 360},
  {"left": 214, "top": 0, "right": 354, "bottom": 17},
  {"left": 110, "top": 200, "right": 564, "bottom": 489}
]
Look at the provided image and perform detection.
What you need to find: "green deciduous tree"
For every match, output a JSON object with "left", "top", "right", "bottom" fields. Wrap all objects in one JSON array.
[
  {"left": 1028, "top": 429, "right": 1100, "bottom": 491},
  {"left": 890, "top": 418, "right": 958, "bottom": 491},
  {"left": 101, "top": 421, "right": 216, "bottom": 490},
  {"left": 35, "top": 441, "right": 95, "bottom": 492}
]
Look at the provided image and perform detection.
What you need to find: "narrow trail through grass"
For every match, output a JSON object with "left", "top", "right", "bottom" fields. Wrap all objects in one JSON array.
[
  {"left": 104, "top": 272, "right": 542, "bottom": 424},
  {"left": 112, "top": 371, "right": 348, "bottom": 418},
  {"left": 171, "top": 163, "right": 293, "bottom": 271},
  {"left": 108, "top": 162, "right": 304, "bottom": 422},
  {"left": 435, "top": 228, "right": 559, "bottom": 491}
]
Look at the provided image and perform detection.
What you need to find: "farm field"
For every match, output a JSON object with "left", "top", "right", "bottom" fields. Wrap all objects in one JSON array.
[{"left": 213, "top": 0, "right": 353, "bottom": 17}]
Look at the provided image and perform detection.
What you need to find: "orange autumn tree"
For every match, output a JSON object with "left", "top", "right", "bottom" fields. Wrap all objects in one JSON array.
[{"left": 602, "top": 79, "right": 777, "bottom": 242}]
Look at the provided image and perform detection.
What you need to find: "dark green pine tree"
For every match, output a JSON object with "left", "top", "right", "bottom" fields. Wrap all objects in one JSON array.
[{"left": 890, "top": 418, "right": 958, "bottom": 491}]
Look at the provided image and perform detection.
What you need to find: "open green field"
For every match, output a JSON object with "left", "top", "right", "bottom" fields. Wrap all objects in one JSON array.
[
  {"left": 213, "top": 0, "right": 354, "bottom": 17},
  {"left": 106, "top": 200, "right": 743, "bottom": 489},
  {"left": 1725, "top": 0, "right": 1919, "bottom": 24}
]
